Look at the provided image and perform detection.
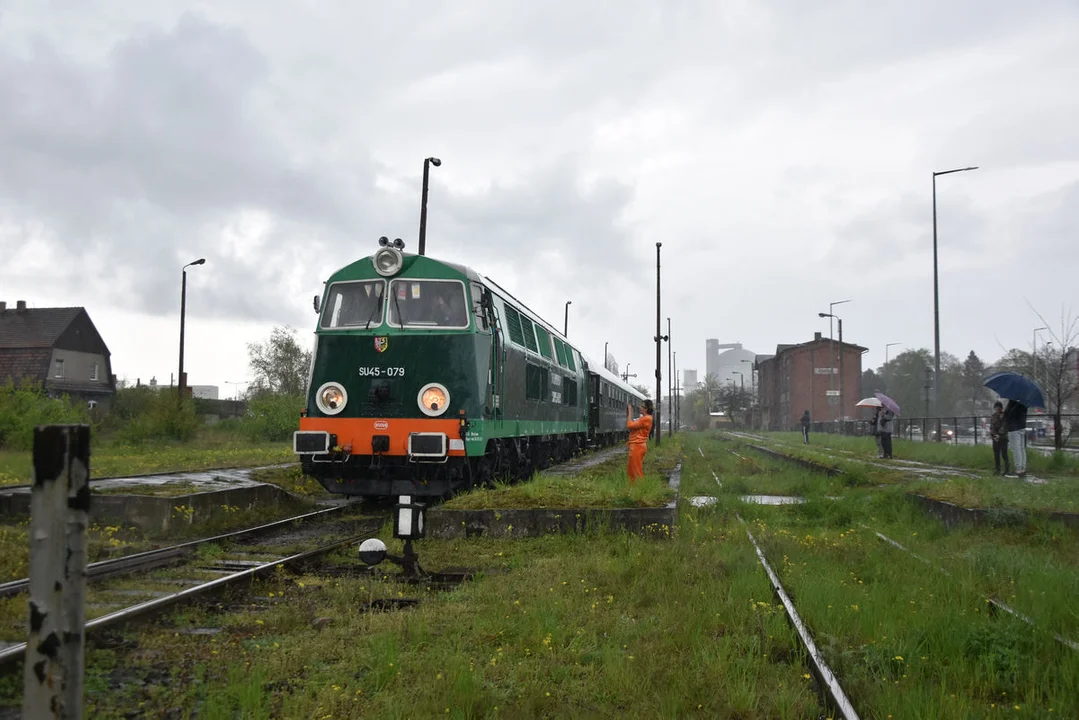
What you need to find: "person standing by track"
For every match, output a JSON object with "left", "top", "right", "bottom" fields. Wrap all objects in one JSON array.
[
  {"left": 800, "top": 410, "right": 811, "bottom": 444},
  {"left": 989, "top": 401, "right": 1010, "bottom": 476},
  {"left": 1003, "top": 399, "right": 1028, "bottom": 478},
  {"left": 626, "top": 400, "right": 654, "bottom": 483}
]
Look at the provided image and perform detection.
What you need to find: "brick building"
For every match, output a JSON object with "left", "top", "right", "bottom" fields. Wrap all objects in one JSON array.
[{"left": 757, "top": 331, "right": 866, "bottom": 430}]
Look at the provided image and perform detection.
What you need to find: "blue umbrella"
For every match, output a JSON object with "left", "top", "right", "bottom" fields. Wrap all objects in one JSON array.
[{"left": 983, "top": 371, "right": 1045, "bottom": 409}]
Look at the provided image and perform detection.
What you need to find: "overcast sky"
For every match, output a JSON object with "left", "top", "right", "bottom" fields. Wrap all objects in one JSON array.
[{"left": 2, "top": 1, "right": 1077, "bottom": 398}]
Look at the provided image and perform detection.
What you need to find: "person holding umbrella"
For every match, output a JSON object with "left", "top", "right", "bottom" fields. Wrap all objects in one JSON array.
[
  {"left": 1003, "top": 399, "right": 1028, "bottom": 478},
  {"left": 870, "top": 406, "right": 884, "bottom": 458},
  {"left": 873, "top": 392, "right": 900, "bottom": 459},
  {"left": 983, "top": 371, "right": 1044, "bottom": 480}
]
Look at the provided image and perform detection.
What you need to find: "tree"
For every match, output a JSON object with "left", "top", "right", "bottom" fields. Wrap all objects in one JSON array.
[
  {"left": 959, "top": 350, "right": 989, "bottom": 416},
  {"left": 247, "top": 326, "right": 312, "bottom": 397},
  {"left": 1030, "top": 308, "right": 1079, "bottom": 449},
  {"left": 631, "top": 383, "right": 651, "bottom": 398},
  {"left": 861, "top": 369, "right": 884, "bottom": 399},
  {"left": 880, "top": 349, "right": 934, "bottom": 417}
]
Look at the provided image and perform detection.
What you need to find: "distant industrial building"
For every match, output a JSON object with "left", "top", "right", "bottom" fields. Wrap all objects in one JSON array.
[
  {"left": 757, "top": 331, "right": 865, "bottom": 430},
  {"left": 683, "top": 369, "right": 698, "bottom": 392},
  {"left": 189, "top": 385, "right": 219, "bottom": 400},
  {"left": 705, "top": 340, "right": 757, "bottom": 388}
]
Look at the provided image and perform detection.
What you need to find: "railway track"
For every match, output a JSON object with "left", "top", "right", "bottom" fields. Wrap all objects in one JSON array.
[
  {"left": 0, "top": 504, "right": 354, "bottom": 599},
  {"left": 0, "top": 504, "right": 386, "bottom": 673},
  {"left": 710, "top": 440, "right": 1079, "bottom": 666}
]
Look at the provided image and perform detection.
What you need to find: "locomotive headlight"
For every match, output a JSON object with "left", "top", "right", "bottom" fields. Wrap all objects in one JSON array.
[
  {"left": 373, "top": 247, "right": 404, "bottom": 277},
  {"left": 316, "top": 382, "right": 348, "bottom": 415},
  {"left": 417, "top": 383, "right": 450, "bottom": 417}
]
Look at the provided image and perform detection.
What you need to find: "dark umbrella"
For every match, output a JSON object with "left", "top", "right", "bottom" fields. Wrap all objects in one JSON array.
[
  {"left": 983, "top": 371, "right": 1045, "bottom": 409},
  {"left": 874, "top": 392, "right": 901, "bottom": 416}
]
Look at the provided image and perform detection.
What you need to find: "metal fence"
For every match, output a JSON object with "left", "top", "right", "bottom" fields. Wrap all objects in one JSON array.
[{"left": 808, "top": 414, "right": 1079, "bottom": 449}]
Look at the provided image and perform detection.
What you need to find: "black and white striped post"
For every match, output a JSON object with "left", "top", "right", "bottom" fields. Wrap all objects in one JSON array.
[{"left": 24, "top": 425, "right": 91, "bottom": 719}]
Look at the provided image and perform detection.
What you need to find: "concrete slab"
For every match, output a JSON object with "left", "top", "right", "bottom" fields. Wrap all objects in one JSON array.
[
  {"left": 426, "top": 464, "right": 681, "bottom": 539},
  {"left": 0, "top": 481, "right": 302, "bottom": 533},
  {"left": 908, "top": 493, "right": 1079, "bottom": 530}
]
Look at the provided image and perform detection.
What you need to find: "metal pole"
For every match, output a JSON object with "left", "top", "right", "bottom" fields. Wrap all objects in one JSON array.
[
  {"left": 604, "top": 341, "right": 608, "bottom": 371},
  {"left": 418, "top": 157, "right": 441, "bottom": 256},
  {"left": 419, "top": 160, "right": 431, "bottom": 256},
  {"left": 932, "top": 166, "right": 978, "bottom": 441},
  {"left": 673, "top": 351, "right": 678, "bottom": 432},
  {"left": 24, "top": 424, "right": 91, "bottom": 720},
  {"left": 564, "top": 301, "right": 571, "bottom": 336},
  {"left": 838, "top": 318, "right": 844, "bottom": 430},
  {"left": 932, "top": 172, "right": 940, "bottom": 440},
  {"left": 654, "top": 242, "right": 663, "bottom": 447},
  {"left": 178, "top": 268, "right": 187, "bottom": 402},
  {"left": 667, "top": 317, "right": 672, "bottom": 438}
]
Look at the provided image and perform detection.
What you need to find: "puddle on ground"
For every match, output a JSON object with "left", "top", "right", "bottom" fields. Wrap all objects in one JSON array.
[
  {"left": 0, "top": 464, "right": 294, "bottom": 496},
  {"left": 741, "top": 494, "right": 806, "bottom": 505},
  {"left": 689, "top": 495, "right": 808, "bottom": 506}
]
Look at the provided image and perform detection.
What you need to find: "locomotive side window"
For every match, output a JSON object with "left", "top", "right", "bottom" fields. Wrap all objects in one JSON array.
[
  {"left": 387, "top": 279, "right": 470, "bottom": 329},
  {"left": 553, "top": 338, "right": 569, "bottom": 367},
  {"left": 525, "top": 364, "right": 549, "bottom": 401},
  {"left": 563, "top": 378, "right": 578, "bottom": 406},
  {"left": 518, "top": 315, "right": 540, "bottom": 353},
  {"left": 503, "top": 304, "right": 526, "bottom": 345},
  {"left": 534, "top": 325, "right": 555, "bottom": 361},
  {"left": 320, "top": 280, "right": 386, "bottom": 329}
]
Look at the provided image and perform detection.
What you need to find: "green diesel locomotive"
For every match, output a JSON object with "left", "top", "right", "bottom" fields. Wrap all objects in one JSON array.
[{"left": 293, "top": 237, "right": 646, "bottom": 498}]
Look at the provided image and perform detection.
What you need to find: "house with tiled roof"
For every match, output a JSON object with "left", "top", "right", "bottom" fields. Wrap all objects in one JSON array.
[{"left": 0, "top": 300, "right": 117, "bottom": 408}]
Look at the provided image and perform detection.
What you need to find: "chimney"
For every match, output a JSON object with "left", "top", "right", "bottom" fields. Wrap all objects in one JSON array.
[
  {"left": 0, "top": 301, "right": 6, "bottom": 311},
  {"left": 16, "top": 300, "right": 27, "bottom": 311},
  {"left": 814, "top": 331, "right": 822, "bottom": 342}
]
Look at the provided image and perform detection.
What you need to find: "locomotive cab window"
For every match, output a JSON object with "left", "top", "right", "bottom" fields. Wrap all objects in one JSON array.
[
  {"left": 321, "top": 280, "right": 386, "bottom": 329},
  {"left": 388, "top": 279, "right": 470, "bottom": 329}
]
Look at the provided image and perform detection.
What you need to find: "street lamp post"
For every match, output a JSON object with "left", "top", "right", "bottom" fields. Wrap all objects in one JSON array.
[
  {"left": 673, "top": 351, "right": 678, "bottom": 431},
  {"left": 667, "top": 317, "right": 673, "bottom": 438},
  {"left": 885, "top": 342, "right": 900, "bottom": 366},
  {"left": 178, "top": 258, "right": 206, "bottom": 402},
  {"left": 564, "top": 300, "right": 572, "bottom": 336},
  {"left": 654, "top": 243, "right": 668, "bottom": 446},
  {"left": 932, "top": 165, "right": 978, "bottom": 440},
  {"left": 824, "top": 300, "right": 851, "bottom": 421},
  {"left": 1033, "top": 326, "right": 1048, "bottom": 386},
  {"left": 417, "top": 156, "right": 442, "bottom": 256},
  {"left": 819, "top": 311, "right": 845, "bottom": 423},
  {"left": 604, "top": 341, "right": 609, "bottom": 372}
]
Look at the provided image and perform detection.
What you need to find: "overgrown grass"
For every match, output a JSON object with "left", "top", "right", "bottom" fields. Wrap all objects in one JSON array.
[
  {"left": 688, "top": 434, "right": 1079, "bottom": 717},
  {"left": 766, "top": 431, "right": 1079, "bottom": 477},
  {"left": 442, "top": 437, "right": 683, "bottom": 510},
  {"left": 749, "top": 432, "right": 1079, "bottom": 514},
  {"left": 34, "top": 514, "right": 824, "bottom": 718},
  {"left": 0, "top": 433, "right": 295, "bottom": 486}
]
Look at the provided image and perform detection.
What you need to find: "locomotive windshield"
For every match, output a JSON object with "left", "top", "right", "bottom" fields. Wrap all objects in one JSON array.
[
  {"left": 320, "top": 280, "right": 386, "bottom": 329},
  {"left": 387, "top": 279, "right": 470, "bottom": 329}
]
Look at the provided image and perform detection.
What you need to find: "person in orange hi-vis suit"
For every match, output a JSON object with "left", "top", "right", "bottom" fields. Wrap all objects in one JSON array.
[{"left": 626, "top": 399, "right": 654, "bottom": 482}]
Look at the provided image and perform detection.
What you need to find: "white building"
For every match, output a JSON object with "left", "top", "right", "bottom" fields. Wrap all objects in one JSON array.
[{"left": 705, "top": 341, "right": 757, "bottom": 389}]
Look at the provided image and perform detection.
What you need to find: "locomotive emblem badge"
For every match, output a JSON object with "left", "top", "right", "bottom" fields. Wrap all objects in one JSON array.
[{"left": 373, "top": 336, "right": 389, "bottom": 353}]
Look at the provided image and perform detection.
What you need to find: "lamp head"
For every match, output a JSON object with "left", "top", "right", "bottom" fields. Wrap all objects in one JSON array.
[{"left": 428, "top": 157, "right": 442, "bottom": 167}]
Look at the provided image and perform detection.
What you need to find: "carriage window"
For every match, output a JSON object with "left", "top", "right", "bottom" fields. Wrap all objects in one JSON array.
[
  {"left": 387, "top": 280, "right": 470, "bottom": 328},
  {"left": 320, "top": 280, "right": 386, "bottom": 329}
]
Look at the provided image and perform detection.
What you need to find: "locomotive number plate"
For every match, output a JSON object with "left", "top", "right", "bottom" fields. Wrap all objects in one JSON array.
[{"left": 358, "top": 367, "right": 406, "bottom": 377}]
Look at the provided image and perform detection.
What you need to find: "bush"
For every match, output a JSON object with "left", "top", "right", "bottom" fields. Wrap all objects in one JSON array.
[
  {"left": 0, "top": 380, "right": 90, "bottom": 450},
  {"left": 238, "top": 393, "right": 305, "bottom": 442},
  {"left": 98, "top": 386, "right": 199, "bottom": 443}
]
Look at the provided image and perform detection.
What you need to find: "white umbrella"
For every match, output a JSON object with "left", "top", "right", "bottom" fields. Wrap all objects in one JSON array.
[{"left": 855, "top": 397, "right": 883, "bottom": 408}]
